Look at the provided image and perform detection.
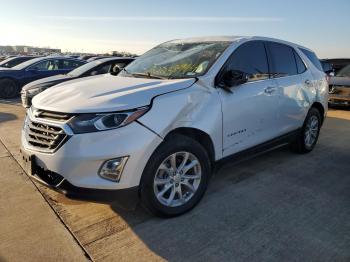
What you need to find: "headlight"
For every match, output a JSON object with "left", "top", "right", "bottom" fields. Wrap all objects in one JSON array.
[
  {"left": 26, "top": 87, "right": 46, "bottom": 96},
  {"left": 68, "top": 106, "right": 149, "bottom": 134}
]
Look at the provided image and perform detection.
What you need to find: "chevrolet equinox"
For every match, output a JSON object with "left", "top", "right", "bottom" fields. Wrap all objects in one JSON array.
[{"left": 21, "top": 36, "right": 328, "bottom": 217}]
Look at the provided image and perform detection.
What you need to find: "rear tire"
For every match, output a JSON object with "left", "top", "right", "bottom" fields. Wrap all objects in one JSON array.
[
  {"left": 0, "top": 79, "right": 19, "bottom": 98},
  {"left": 140, "top": 134, "right": 211, "bottom": 217},
  {"left": 290, "top": 107, "right": 321, "bottom": 154}
]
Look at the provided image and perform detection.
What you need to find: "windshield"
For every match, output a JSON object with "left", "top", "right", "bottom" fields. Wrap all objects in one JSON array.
[
  {"left": 0, "top": 57, "right": 16, "bottom": 66},
  {"left": 120, "top": 40, "right": 230, "bottom": 79},
  {"left": 336, "top": 64, "right": 350, "bottom": 77},
  {"left": 12, "top": 57, "right": 44, "bottom": 70},
  {"left": 68, "top": 60, "right": 104, "bottom": 77}
]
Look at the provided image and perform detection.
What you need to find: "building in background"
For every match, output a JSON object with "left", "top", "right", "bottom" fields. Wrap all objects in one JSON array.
[{"left": 0, "top": 45, "right": 61, "bottom": 56}]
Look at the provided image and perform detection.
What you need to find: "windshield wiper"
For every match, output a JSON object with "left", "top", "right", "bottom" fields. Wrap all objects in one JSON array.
[
  {"left": 133, "top": 72, "right": 167, "bottom": 80},
  {"left": 121, "top": 68, "right": 166, "bottom": 79}
]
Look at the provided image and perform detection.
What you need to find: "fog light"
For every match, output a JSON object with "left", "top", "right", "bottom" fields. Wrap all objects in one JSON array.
[{"left": 98, "top": 157, "right": 128, "bottom": 182}]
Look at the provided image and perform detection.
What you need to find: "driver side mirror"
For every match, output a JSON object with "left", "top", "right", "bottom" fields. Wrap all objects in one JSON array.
[{"left": 219, "top": 69, "right": 249, "bottom": 89}]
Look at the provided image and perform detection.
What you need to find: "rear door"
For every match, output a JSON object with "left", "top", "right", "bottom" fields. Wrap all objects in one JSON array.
[
  {"left": 266, "top": 42, "right": 312, "bottom": 134},
  {"left": 218, "top": 41, "right": 280, "bottom": 157}
]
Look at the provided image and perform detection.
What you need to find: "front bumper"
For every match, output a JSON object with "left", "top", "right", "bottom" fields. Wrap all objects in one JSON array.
[
  {"left": 329, "top": 86, "right": 350, "bottom": 106},
  {"left": 329, "top": 94, "right": 350, "bottom": 106},
  {"left": 20, "top": 153, "right": 139, "bottom": 208},
  {"left": 21, "top": 114, "right": 163, "bottom": 191}
]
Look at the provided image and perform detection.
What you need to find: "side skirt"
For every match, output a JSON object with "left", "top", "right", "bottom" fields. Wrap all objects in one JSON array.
[{"left": 214, "top": 129, "right": 301, "bottom": 172}]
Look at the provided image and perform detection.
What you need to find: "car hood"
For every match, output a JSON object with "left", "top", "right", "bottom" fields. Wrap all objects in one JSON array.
[
  {"left": 22, "top": 74, "right": 72, "bottom": 91},
  {"left": 33, "top": 74, "right": 196, "bottom": 113},
  {"left": 329, "top": 76, "right": 350, "bottom": 86}
]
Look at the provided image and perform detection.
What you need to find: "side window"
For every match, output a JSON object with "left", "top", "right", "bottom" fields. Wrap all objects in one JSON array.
[
  {"left": 89, "top": 64, "right": 111, "bottom": 75},
  {"left": 267, "top": 42, "right": 297, "bottom": 77},
  {"left": 293, "top": 50, "right": 307, "bottom": 74},
  {"left": 59, "top": 60, "right": 83, "bottom": 70},
  {"left": 47, "top": 59, "right": 59, "bottom": 70},
  {"left": 299, "top": 48, "right": 323, "bottom": 71},
  {"left": 223, "top": 41, "right": 269, "bottom": 82},
  {"left": 29, "top": 60, "right": 50, "bottom": 71}
]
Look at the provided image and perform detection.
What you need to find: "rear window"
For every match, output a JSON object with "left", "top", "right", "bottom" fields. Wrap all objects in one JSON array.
[{"left": 299, "top": 48, "right": 323, "bottom": 71}]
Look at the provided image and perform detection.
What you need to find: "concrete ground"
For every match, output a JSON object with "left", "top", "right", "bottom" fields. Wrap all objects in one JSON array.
[{"left": 0, "top": 99, "right": 349, "bottom": 261}]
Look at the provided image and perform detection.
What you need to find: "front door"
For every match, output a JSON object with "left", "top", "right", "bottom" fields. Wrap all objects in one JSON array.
[{"left": 218, "top": 41, "right": 280, "bottom": 157}]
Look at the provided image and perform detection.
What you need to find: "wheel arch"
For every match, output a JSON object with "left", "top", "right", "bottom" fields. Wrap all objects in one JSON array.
[
  {"left": 165, "top": 127, "right": 216, "bottom": 164},
  {"left": 311, "top": 102, "right": 325, "bottom": 124},
  {"left": 0, "top": 76, "right": 19, "bottom": 86}
]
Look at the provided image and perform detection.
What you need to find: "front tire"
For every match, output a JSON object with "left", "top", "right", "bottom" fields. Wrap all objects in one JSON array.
[
  {"left": 140, "top": 134, "right": 211, "bottom": 217},
  {"left": 290, "top": 107, "right": 321, "bottom": 153},
  {"left": 0, "top": 79, "right": 19, "bottom": 98}
]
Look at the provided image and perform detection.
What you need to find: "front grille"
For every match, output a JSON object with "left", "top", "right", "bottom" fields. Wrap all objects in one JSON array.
[
  {"left": 25, "top": 119, "right": 68, "bottom": 152},
  {"left": 34, "top": 109, "right": 73, "bottom": 122}
]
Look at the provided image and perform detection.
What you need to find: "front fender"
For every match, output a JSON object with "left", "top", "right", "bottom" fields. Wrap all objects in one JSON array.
[{"left": 138, "top": 85, "right": 223, "bottom": 160}]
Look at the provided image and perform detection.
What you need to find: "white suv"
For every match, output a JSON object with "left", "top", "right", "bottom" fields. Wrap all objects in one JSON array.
[{"left": 21, "top": 36, "right": 328, "bottom": 217}]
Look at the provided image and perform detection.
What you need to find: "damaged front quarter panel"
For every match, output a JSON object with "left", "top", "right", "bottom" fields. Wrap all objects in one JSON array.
[{"left": 138, "top": 81, "right": 223, "bottom": 161}]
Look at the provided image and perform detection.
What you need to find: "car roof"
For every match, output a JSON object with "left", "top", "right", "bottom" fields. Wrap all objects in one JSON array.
[
  {"left": 167, "top": 35, "right": 312, "bottom": 52},
  {"left": 12, "top": 56, "right": 85, "bottom": 70}
]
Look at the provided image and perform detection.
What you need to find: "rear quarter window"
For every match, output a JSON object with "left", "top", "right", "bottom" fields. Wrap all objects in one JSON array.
[
  {"left": 293, "top": 51, "right": 307, "bottom": 74},
  {"left": 299, "top": 48, "right": 323, "bottom": 71}
]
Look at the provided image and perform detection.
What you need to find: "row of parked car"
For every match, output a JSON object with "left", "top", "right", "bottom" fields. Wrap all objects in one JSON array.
[{"left": 0, "top": 55, "right": 134, "bottom": 100}]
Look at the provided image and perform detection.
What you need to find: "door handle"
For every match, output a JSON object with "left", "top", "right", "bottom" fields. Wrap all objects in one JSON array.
[
  {"left": 264, "top": 86, "right": 276, "bottom": 94},
  {"left": 305, "top": 79, "right": 312, "bottom": 86}
]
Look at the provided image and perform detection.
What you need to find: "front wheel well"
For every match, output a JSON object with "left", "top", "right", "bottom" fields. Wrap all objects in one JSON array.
[
  {"left": 0, "top": 77, "right": 19, "bottom": 88},
  {"left": 165, "top": 128, "right": 215, "bottom": 164}
]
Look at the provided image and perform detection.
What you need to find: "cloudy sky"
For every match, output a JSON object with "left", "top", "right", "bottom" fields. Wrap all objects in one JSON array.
[{"left": 0, "top": 0, "right": 349, "bottom": 58}]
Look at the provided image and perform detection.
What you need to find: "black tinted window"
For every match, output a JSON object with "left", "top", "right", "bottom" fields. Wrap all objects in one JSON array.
[
  {"left": 89, "top": 64, "right": 111, "bottom": 75},
  {"left": 268, "top": 42, "right": 297, "bottom": 77},
  {"left": 223, "top": 41, "right": 269, "bottom": 82},
  {"left": 59, "top": 59, "right": 84, "bottom": 70},
  {"left": 299, "top": 48, "right": 323, "bottom": 71},
  {"left": 293, "top": 51, "right": 306, "bottom": 74}
]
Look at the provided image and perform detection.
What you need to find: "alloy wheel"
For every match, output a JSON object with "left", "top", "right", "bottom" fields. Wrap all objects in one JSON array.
[
  {"left": 304, "top": 115, "right": 319, "bottom": 148},
  {"left": 153, "top": 151, "right": 202, "bottom": 207}
]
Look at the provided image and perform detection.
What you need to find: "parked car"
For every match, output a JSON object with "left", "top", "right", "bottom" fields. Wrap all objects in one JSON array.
[
  {"left": 321, "top": 58, "right": 350, "bottom": 75},
  {"left": 320, "top": 59, "right": 334, "bottom": 75},
  {"left": 328, "top": 64, "right": 350, "bottom": 106},
  {"left": 21, "top": 36, "right": 327, "bottom": 217},
  {"left": 80, "top": 55, "right": 96, "bottom": 60},
  {"left": 21, "top": 57, "right": 134, "bottom": 107},
  {"left": 0, "top": 56, "right": 39, "bottom": 68},
  {"left": 86, "top": 56, "right": 112, "bottom": 62},
  {"left": 0, "top": 57, "right": 85, "bottom": 98}
]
